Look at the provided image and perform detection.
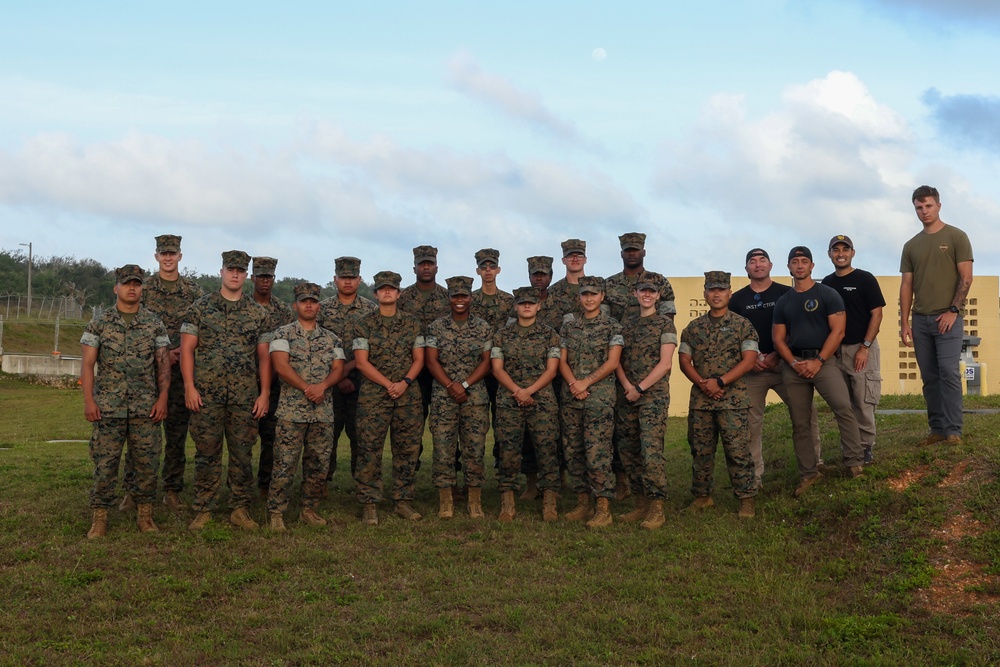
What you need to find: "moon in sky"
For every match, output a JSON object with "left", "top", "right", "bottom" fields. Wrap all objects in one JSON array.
[{"left": 592, "top": 48, "right": 607, "bottom": 61}]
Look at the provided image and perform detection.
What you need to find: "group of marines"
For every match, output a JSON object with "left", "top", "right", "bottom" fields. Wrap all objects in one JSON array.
[{"left": 81, "top": 185, "right": 973, "bottom": 538}]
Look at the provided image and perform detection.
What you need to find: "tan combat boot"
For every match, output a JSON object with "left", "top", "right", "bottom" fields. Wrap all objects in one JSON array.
[
  {"left": 362, "top": 503, "right": 379, "bottom": 526},
  {"left": 564, "top": 493, "right": 594, "bottom": 522},
  {"left": 737, "top": 497, "right": 755, "bottom": 519},
  {"left": 118, "top": 493, "right": 135, "bottom": 512},
  {"left": 269, "top": 512, "right": 286, "bottom": 531},
  {"left": 467, "top": 486, "right": 484, "bottom": 519},
  {"left": 87, "top": 508, "right": 108, "bottom": 539},
  {"left": 641, "top": 500, "right": 665, "bottom": 530},
  {"left": 300, "top": 508, "right": 327, "bottom": 527},
  {"left": 438, "top": 487, "right": 454, "bottom": 520},
  {"left": 394, "top": 501, "right": 422, "bottom": 522},
  {"left": 686, "top": 496, "right": 715, "bottom": 511},
  {"left": 230, "top": 507, "right": 260, "bottom": 530},
  {"left": 614, "top": 471, "right": 631, "bottom": 501},
  {"left": 519, "top": 474, "right": 540, "bottom": 501},
  {"left": 163, "top": 490, "right": 186, "bottom": 511},
  {"left": 498, "top": 490, "right": 516, "bottom": 523},
  {"left": 542, "top": 489, "right": 559, "bottom": 522},
  {"left": 586, "top": 497, "right": 613, "bottom": 528},
  {"left": 620, "top": 495, "right": 649, "bottom": 523},
  {"left": 188, "top": 511, "right": 212, "bottom": 531},
  {"left": 136, "top": 503, "right": 159, "bottom": 533}
]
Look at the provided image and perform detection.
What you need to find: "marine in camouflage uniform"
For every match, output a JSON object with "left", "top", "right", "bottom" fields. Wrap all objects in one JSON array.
[
  {"left": 678, "top": 272, "right": 759, "bottom": 515},
  {"left": 81, "top": 265, "right": 171, "bottom": 537},
  {"left": 353, "top": 270, "right": 426, "bottom": 523},
  {"left": 266, "top": 282, "right": 346, "bottom": 528},
  {"left": 559, "top": 276, "right": 624, "bottom": 510},
  {"left": 250, "top": 256, "right": 295, "bottom": 496},
  {"left": 397, "top": 245, "right": 450, "bottom": 425},
  {"left": 605, "top": 232, "right": 677, "bottom": 323},
  {"left": 136, "top": 234, "right": 203, "bottom": 507},
  {"left": 470, "top": 248, "right": 513, "bottom": 436},
  {"left": 614, "top": 272, "right": 677, "bottom": 505},
  {"left": 491, "top": 286, "right": 562, "bottom": 521},
  {"left": 318, "top": 256, "right": 377, "bottom": 481},
  {"left": 181, "top": 250, "right": 272, "bottom": 530},
  {"left": 546, "top": 239, "right": 589, "bottom": 328},
  {"left": 527, "top": 255, "right": 566, "bottom": 332},
  {"left": 426, "top": 276, "right": 493, "bottom": 517}
]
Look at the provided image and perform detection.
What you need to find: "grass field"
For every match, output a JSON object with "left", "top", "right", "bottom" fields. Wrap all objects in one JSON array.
[
  {"left": 0, "top": 320, "right": 88, "bottom": 355},
  {"left": 1, "top": 373, "right": 999, "bottom": 666}
]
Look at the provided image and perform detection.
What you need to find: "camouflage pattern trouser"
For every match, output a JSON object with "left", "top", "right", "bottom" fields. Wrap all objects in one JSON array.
[
  {"left": 267, "top": 420, "right": 334, "bottom": 513},
  {"left": 430, "top": 398, "right": 488, "bottom": 488},
  {"left": 562, "top": 403, "right": 616, "bottom": 498},
  {"left": 327, "top": 385, "right": 360, "bottom": 481},
  {"left": 354, "top": 399, "right": 423, "bottom": 504},
  {"left": 494, "top": 405, "right": 560, "bottom": 492},
  {"left": 122, "top": 365, "right": 189, "bottom": 495},
  {"left": 90, "top": 417, "right": 161, "bottom": 509},
  {"left": 189, "top": 402, "right": 259, "bottom": 512},
  {"left": 614, "top": 396, "right": 670, "bottom": 500},
  {"left": 256, "top": 383, "right": 281, "bottom": 491},
  {"left": 687, "top": 408, "right": 756, "bottom": 499}
]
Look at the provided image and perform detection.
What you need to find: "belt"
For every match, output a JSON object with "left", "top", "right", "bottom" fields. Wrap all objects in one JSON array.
[{"left": 791, "top": 348, "right": 821, "bottom": 359}]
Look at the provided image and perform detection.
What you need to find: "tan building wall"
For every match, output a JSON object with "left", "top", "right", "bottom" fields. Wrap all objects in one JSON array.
[{"left": 663, "top": 275, "right": 999, "bottom": 417}]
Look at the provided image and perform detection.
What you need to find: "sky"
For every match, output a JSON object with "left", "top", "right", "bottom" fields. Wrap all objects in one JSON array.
[{"left": 1, "top": 0, "right": 999, "bottom": 291}]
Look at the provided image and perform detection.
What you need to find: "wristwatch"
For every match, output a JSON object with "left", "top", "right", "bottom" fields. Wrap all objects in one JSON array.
[
  {"left": 949, "top": 306, "right": 960, "bottom": 314},
  {"left": 403, "top": 377, "right": 413, "bottom": 386},
  {"left": 862, "top": 340, "right": 872, "bottom": 349},
  {"left": 460, "top": 380, "right": 470, "bottom": 390},
  {"left": 817, "top": 355, "right": 826, "bottom": 363}
]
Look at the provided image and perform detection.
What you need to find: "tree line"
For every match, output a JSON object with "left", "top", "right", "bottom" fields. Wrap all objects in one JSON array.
[{"left": 0, "top": 249, "right": 374, "bottom": 316}]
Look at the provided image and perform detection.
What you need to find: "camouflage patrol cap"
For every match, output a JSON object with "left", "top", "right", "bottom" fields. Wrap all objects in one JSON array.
[
  {"left": 704, "top": 271, "right": 732, "bottom": 290},
  {"left": 578, "top": 275, "right": 605, "bottom": 294},
  {"left": 252, "top": 256, "right": 278, "bottom": 276},
  {"left": 413, "top": 245, "right": 438, "bottom": 265},
  {"left": 513, "top": 286, "right": 541, "bottom": 304},
  {"left": 293, "top": 282, "right": 322, "bottom": 302},
  {"left": 155, "top": 234, "right": 181, "bottom": 253},
  {"left": 115, "top": 264, "right": 145, "bottom": 284},
  {"left": 446, "top": 276, "right": 474, "bottom": 297},
  {"left": 222, "top": 250, "right": 251, "bottom": 271},
  {"left": 635, "top": 271, "right": 666, "bottom": 292},
  {"left": 372, "top": 270, "right": 402, "bottom": 290},
  {"left": 527, "top": 256, "right": 554, "bottom": 275},
  {"left": 619, "top": 232, "right": 646, "bottom": 250},
  {"left": 335, "top": 256, "right": 362, "bottom": 278},
  {"left": 475, "top": 248, "right": 500, "bottom": 267},
  {"left": 561, "top": 239, "right": 587, "bottom": 257}
]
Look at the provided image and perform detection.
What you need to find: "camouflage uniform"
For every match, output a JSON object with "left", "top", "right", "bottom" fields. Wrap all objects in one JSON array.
[
  {"left": 267, "top": 312, "right": 346, "bottom": 514},
  {"left": 353, "top": 273, "right": 426, "bottom": 505},
  {"left": 318, "top": 259, "right": 377, "bottom": 479},
  {"left": 252, "top": 257, "right": 295, "bottom": 494},
  {"left": 181, "top": 258, "right": 271, "bottom": 513},
  {"left": 560, "top": 278, "right": 624, "bottom": 500},
  {"left": 82, "top": 271, "right": 170, "bottom": 509},
  {"left": 615, "top": 298, "right": 677, "bottom": 500},
  {"left": 138, "top": 235, "right": 203, "bottom": 494},
  {"left": 678, "top": 297, "right": 759, "bottom": 500},
  {"left": 605, "top": 233, "right": 677, "bottom": 323},
  {"left": 491, "top": 295, "right": 562, "bottom": 493},
  {"left": 470, "top": 248, "right": 514, "bottom": 435},
  {"left": 427, "top": 291, "right": 493, "bottom": 489}
]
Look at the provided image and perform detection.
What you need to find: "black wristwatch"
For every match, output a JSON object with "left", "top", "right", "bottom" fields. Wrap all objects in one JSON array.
[
  {"left": 949, "top": 306, "right": 960, "bottom": 314},
  {"left": 403, "top": 377, "right": 413, "bottom": 386}
]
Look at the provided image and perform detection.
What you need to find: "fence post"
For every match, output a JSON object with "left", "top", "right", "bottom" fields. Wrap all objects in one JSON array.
[{"left": 54, "top": 316, "right": 61, "bottom": 355}]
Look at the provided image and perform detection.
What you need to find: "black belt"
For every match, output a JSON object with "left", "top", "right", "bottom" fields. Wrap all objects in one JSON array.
[{"left": 791, "top": 348, "right": 822, "bottom": 359}]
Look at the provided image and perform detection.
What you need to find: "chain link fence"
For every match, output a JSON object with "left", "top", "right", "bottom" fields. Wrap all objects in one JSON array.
[{"left": 1, "top": 294, "right": 84, "bottom": 320}]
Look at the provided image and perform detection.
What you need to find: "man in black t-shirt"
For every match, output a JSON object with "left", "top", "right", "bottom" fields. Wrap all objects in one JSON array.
[
  {"left": 822, "top": 235, "right": 886, "bottom": 465},
  {"left": 730, "top": 249, "right": 818, "bottom": 489},
  {"left": 773, "top": 246, "right": 863, "bottom": 497}
]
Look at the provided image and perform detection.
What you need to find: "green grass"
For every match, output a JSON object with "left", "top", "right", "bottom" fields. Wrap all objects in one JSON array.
[
  {"left": 0, "top": 320, "right": 88, "bottom": 355},
  {"left": 1, "top": 372, "right": 999, "bottom": 665}
]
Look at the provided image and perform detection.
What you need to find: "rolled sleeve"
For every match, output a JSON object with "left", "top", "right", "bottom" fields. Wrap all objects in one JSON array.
[
  {"left": 490, "top": 346, "right": 505, "bottom": 360},
  {"left": 179, "top": 322, "right": 199, "bottom": 337},
  {"left": 80, "top": 331, "right": 100, "bottom": 348},
  {"left": 353, "top": 337, "right": 369, "bottom": 352},
  {"left": 270, "top": 338, "right": 291, "bottom": 354}
]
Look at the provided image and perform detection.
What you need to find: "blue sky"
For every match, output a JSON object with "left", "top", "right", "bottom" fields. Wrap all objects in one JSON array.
[{"left": 1, "top": 0, "right": 999, "bottom": 290}]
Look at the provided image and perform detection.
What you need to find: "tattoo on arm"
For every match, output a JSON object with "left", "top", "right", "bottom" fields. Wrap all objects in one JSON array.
[
  {"left": 156, "top": 347, "right": 171, "bottom": 395},
  {"left": 952, "top": 276, "right": 971, "bottom": 309}
]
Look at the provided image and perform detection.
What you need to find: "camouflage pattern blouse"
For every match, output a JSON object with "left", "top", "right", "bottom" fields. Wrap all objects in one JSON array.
[
  {"left": 180, "top": 292, "right": 270, "bottom": 406},
  {"left": 352, "top": 311, "right": 425, "bottom": 406},
  {"left": 605, "top": 270, "right": 677, "bottom": 322},
  {"left": 618, "top": 311, "right": 677, "bottom": 404},
  {"left": 679, "top": 311, "right": 759, "bottom": 411},
  {"left": 559, "top": 312, "right": 624, "bottom": 409},
  {"left": 141, "top": 273, "right": 203, "bottom": 349},
  {"left": 490, "top": 321, "right": 561, "bottom": 410},
  {"left": 426, "top": 315, "right": 493, "bottom": 406},
  {"left": 470, "top": 288, "right": 514, "bottom": 334},
  {"left": 269, "top": 322, "right": 346, "bottom": 423},
  {"left": 81, "top": 307, "right": 170, "bottom": 418},
  {"left": 398, "top": 283, "right": 450, "bottom": 333}
]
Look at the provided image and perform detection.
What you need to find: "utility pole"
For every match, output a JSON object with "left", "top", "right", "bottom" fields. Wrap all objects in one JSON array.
[{"left": 19, "top": 242, "right": 32, "bottom": 315}]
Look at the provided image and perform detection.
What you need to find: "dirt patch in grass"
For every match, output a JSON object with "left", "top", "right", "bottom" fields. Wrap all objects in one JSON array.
[{"left": 887, "top": 465, "right": 930, "bottom": 492}]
